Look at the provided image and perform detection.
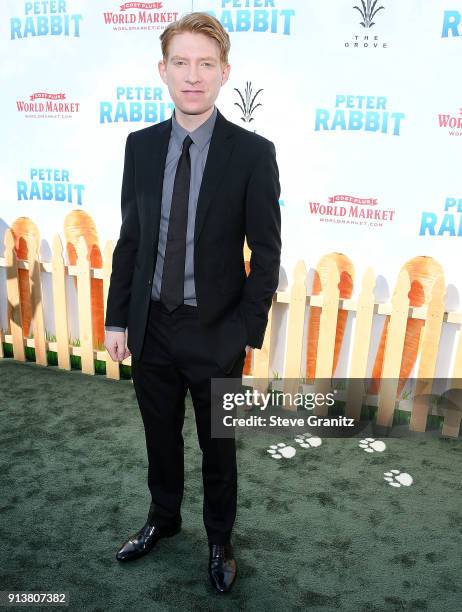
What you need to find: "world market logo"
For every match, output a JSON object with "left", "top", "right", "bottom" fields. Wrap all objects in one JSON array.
[
  {"left": 308, "top": 195, "right": 395, "bottom": 227},
  {"left": 315, "top": 95, "right": 405, "bottom": 136},
  {"left": 345, "top": 0, "right": 387, "bottom": 48},
  {"left": 308, "top": 195, "right": 395, "bottom": 228},
  {"left": 442, "top": 10, "right": 462, "bottom": 37},
  {"left": 17, "top": 168, "right": 84, "bottom": 206},
  {"left": 99, "top": 86, "right": 174, "bottom": 123},
  {"left": 234, "top": 81, "right": 263, "bottom": 123},
  {"left": 420, "top": 197, "right": 462, "bottom": 237},
  {"left": 16, "top": 92, "right": 80, "bottom": 119},
  {"left": 438, "top": 107, "right": 462, "bottom": 136},
  {"left": 10, "top": 1, "right": 82, "bottom": 39},
  {"left": 206, "top": 0, "right": 295, "bottom": 35},
  {"left": 103, "top": 1, "right": 179, "bottom": 31}
]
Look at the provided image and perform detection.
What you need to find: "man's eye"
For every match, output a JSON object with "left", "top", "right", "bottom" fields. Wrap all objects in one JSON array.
[{"left": 173, "top": 61, "right": 213, "bottom": 66}]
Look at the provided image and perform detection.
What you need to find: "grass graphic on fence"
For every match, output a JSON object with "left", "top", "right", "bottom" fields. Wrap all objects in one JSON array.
[{"left": 1, "top": 328, "right": 131, "bottom": 378}]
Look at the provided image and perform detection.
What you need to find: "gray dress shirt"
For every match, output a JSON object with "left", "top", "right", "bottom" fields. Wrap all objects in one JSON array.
[{"left": 106, "top": 104, "right": 217, "bottom": 332}]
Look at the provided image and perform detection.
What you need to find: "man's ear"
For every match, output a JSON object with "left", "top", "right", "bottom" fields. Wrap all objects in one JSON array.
[
  {"left": 221, "top": 63, "right": 231, "bottom": 86},
  {"left": 158, "top": 59, "right": 167, "bottom": 84}
]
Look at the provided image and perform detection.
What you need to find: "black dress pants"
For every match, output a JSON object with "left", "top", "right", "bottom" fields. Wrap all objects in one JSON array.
[{"left": 131, "top": 298, "right": 246, "bottom": 545}]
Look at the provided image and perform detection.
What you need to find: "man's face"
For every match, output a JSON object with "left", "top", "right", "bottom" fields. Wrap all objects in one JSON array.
[{"left": 158, "top": 31, "right": 230, "bottom": 115}]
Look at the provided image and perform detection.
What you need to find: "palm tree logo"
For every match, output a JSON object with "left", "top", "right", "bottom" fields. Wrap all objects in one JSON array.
[
  {"left": 234, "top": 81, "right": 263, "bottom": 123},
  {"left": 353, "top": 0, "right": 385, "bottom": 28}
]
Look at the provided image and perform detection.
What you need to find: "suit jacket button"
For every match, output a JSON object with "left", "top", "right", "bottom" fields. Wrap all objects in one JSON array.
[{"left": 148, "top": 280, "right": 152, "bottom": 285}]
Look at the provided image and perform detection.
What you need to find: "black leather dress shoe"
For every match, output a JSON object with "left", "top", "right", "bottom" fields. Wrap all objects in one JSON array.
[
  {"left": 208, "top": 542, "right": 237, "bottom": 593},
  {"left": 115, "top": 520, "right": 181, "bottom": 562}
]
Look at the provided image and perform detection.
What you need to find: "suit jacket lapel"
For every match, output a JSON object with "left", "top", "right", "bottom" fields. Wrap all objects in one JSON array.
[
  {"left": 194, "top": 107, "right": 236, "bottom": 246},
  {"left": 145, "top": 117, "right": 172, "bottom": 247},
  {"left": 146, "top": 107, "right": 236, "bottom": 249}
]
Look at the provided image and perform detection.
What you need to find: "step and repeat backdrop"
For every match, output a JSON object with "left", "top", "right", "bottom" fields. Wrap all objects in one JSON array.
[{"left": 0, "top": 0, "right": 461, "bottom": 373}]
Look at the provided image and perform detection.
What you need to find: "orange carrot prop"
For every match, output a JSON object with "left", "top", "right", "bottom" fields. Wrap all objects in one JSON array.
[
  {"left": 64, "top": 210, "right": 104, "bottom": 348},
  {"left": 306, "top": 253, "right": 354, "bottom": 380},
  {"left": 10, "top": 217, "right": 40, "bottom": 338},
  {"left": 368, "top": 256, "right": 444, "bottom": 396}
]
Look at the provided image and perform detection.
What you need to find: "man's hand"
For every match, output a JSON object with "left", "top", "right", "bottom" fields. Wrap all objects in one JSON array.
[
  {"left": 245, "top": 345, "right": 251, "bottom": 355},
  {"left": 105, "top": 330, "right": 131, "bottom": 362}
]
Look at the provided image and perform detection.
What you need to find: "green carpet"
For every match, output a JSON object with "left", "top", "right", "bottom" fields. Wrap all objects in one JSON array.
[{"left": 0, "top": 359, "right": 461, "bottom": 611}]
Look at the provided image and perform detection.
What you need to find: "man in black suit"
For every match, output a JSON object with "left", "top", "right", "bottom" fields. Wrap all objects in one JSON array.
[{"left": 104, "top": 12, "right": 281, "bottom": 593}]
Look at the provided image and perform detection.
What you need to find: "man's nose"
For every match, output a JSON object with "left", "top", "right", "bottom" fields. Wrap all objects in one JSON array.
[{"left": 186, "top": 65, "right": 201, "bottom": 83}]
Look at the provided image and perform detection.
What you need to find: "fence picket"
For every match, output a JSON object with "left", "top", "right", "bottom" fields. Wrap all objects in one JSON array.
[
  {"left": 314, "top": 260, "right": 340, "bottom": 416},
  {"left": 103, "top": 240, "right": 120, "bottom": 380},
  {"left": 442, "top": 306, "right": 462, "bottom": 437},
  {"left": 4, "top": 229, "right": 25, "bottom": 361},
  {"left": 282, "top": 261, "right": 307, "bottom": 410},
  {"left": 410, "top": 275, "right": 445, "bottom": 432},
  {"left": 345, "top": 267, "right": 376, "bottom": 420},
  {"left": 376, "top": 269, "right": 411, "bottom": 427},
  {"left": 51, "top": 234, "right": 71, "bottom": 370},
  {"left": 76, "top": 236, "right": 94, "bottom": 375},
  {"left": 252, "top": 304, "right": 272, "bottom": 385},
  {"left": 27, "top": 234, "right": 47, "bottom": 366}
]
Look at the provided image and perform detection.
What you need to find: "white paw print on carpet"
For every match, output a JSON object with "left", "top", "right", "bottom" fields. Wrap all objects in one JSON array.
[
  {"left": 359, "top": 438, "right": 386, "bottom": 453},
  {"left": 267, "top": 442, "right": 296, "bottom": 459},
  {"left": 294, "top": 432, "right": 322, "bottom": 448},
  {"left": 383, "top": 469, "right": 413, "bottom": 488}
]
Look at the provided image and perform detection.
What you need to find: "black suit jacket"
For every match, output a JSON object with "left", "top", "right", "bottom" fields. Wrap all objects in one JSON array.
[{"left": 105, "top": 107, "right": 281, "bottom": 374}]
